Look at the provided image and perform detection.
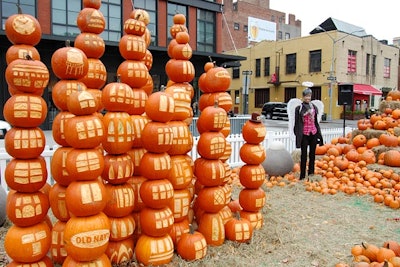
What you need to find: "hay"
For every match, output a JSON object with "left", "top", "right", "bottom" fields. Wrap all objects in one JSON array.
[
  {"left": 351, "top": 129, "right": 386, "bottom": 140},
  {"left": 379, "top": 100, "right": 400, "bottom": 113}
]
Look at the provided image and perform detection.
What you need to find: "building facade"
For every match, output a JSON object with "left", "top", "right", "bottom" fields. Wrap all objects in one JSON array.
[
  {"left": 225, "top": 30, "right": 400, "bottom": 119},
  {"left": 221, "top": 0, "right": 301, "bottom": 52},
  {"left": 0, "top": 0, "right": 244, "bottom": 129}
]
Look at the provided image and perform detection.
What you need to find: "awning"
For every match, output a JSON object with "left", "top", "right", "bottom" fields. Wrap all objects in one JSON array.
[{"left": 353, "top": 84, "right": 382, "bottom": 95}]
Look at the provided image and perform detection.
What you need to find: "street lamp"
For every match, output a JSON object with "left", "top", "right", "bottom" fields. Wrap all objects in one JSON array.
[
  {"left": 315, "top": 26, "right": 364, "bottom": 121},
  {"left": 242, "top": 70, "right": 252, "bottom": 114}
]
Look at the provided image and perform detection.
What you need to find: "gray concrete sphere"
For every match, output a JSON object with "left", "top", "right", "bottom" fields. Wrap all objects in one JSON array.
[{"left": 262, "top": 141, "right": 294, "bottom": 176}]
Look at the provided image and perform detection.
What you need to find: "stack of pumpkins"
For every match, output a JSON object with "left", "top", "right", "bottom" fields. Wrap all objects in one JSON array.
[
  {"left": 194, "top": 61, "right": 234, "bottom": 246},
  {"left": 3, "top": 7, "right": 53, "bottom": 265},
  {"left": 164, "top": 14, "right": 208, "bottom": 260},
  {"left": 238, "top": 114, "right": 267, "bottom": 230}
]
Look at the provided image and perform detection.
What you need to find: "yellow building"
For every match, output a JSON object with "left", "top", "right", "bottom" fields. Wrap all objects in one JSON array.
[{"left": 225, "top": 22, "right": 399, "bottom": 120}]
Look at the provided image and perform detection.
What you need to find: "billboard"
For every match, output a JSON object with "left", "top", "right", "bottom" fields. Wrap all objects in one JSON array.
[{"left": 248, "top": 16, "right": 276, "bottom": 42}]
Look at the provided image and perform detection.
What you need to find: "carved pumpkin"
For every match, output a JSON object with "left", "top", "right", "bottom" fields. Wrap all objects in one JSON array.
[
  {"left": 198, "top": 92, "right": 233, "bottom": 112},
  {"left": 144, "top": 91, "right": 175, "bottom": 122},
  {"left": 64, "top": 212, "right": 111, "bottom": 262},
  {"left": 139, "top": 179, "right": 174, "bottom": 209},
  {"left": 239, "top": 188, "right": 266, "bottom": 212},
  {"left": 102, "top": 111, "right": 134, "bottom": 154},
  {"left": 197, "top": 102, "right": 228, "bottom": 133},
  {"left": 242, "top": 118, "right": 267, "bottom": 145},
  {"left": 62, "top": 254, "right": 111, "bottom": 267},
  {"left": 130, "top": 115, "right": 149, "bottom": 148},
  {"left": 103, "top": 183, "right": 135, "bottom": 218},
  {"left": 127, "top": 175, "right": 147, "bottom": 212},
  {"left": 65, "top": 179, "right": 107, "bottom": 217},
  {"left": 102, "top": 153, "right": 134, "bottom": 185},
  {"left": 140, "top": 206, "right": 174, "bottom": 237},
  {"left": 74, "top": 32, "right": 105, "bottom": 59},
  {"left": 6, "top": 191, "right": 50, "bottom": 227},
  {"left": 67, "top": 89, "right": 98, "bottom": 116},
  {"left": 165, "top": 59, "right": 195, "bottom": 83},
  {"left": 171, "top": 188, "right": 192, "bottom": 221},
  {"left": 108, "top": 214, "right": 136, "bottom": 241},
  {"left": 50, "top": 220, "right": 67, "bottom": 264},
  {"left": 6, "top": 44, "right": 40, "bottom": 64},
  {"left": 169, "top": 218, "right": 190, "bottom": 246},
  {"left": 52, "top": 80, "right": 88, "bottom": 111},
  {"left": 139, "top": 152, "right": 172, "bottom": 180},
  {"left": 200, "top": 65, "right": 231, "bottom": 93},
  {"left": 126, "top": 88, "right": 148, "bottom": 115},
  {"left": 197, "top": 212, "right": 225, "bottom": 246},
  {"left": 117, "top": 60, "right": 149, "bottom": 88},
  {"left": 196, "top": 186, "right": 226, "bottom": 213},
  {"left": 65, "top": 148, "right": 104, "bottom": 181},
  {"left": 4, "top": 94, "right": 47, "bottom": 128},
  {"left": 64, "top": 114, "right": 105, "bottom": 148},
  {"left": 167, "top": 120, "right": 193, "bottom": 155},
  {"left": 50, "top": 147, "right": 74, "bottom": 186},
  {"left": 176, "top": 226, "right": 207, "bottom": 261},
  {"left": 5, "top": 156, "right": 48, "bottom": 192},
  {"left": 224, "top": 213, "right": 253, "bottom": 243},
  {"left": 5, "top": 9, "right": 42, "bottom": 46},
  {"left": 239, "top": 164, "right": 266, "bottom": 189},
  {"left": 135, "top": 234, "right": 174, "bottom": 266},
  {"left": 6, "top": 55, "right": 49, "bottom": 94},
  {"left": 51, "top": 43, "right": 88, "bottom": 80},
  {"left": 5, "top": 127, "right": 45, "bottom": 159},
  {"left": 194, "top": 158, "right": 226, "bottom": 187},
  {"left": 127, "top": 147, "right": 146, "bottom": 176},
  {"left": 197, "top": 131, "right": 226, "bottom": 160},
  {"left": 76, "top": 8, "right": 106, "bottom": 34},
  {"left": 119, "top": 34, "right": 147, "bottom": 60},
  {"left": 5, "top": 221, "right": 51, "bottom": 263},
  {"left": 130, "top": 9, "right": 150, "bottom": 25},
  {"left": 240, "top": 143, "right": 266, "bottom": 165},
  {"left": 101, "top": 79, "right": 134, "bottom": 112},
  {"left": 240, "top": 210, "right": 264, "bottom": 230},
  {"left": 78, "top": 58, "right": 107, "bottom": 89},
  {"left": 168, "top": 155, "right": 194, "bottom": 189},
  {"left": 141, "top": 122, "right": 173, "bottom": 153},
  {"left": 106, "top": 238, "right": 135, "bottom": 264},
  {"left": 49, "top": 183, "right": 71, "bottom": 222},
  {"left": 123, "top": 18, "right": 146, "bottom": 36}
]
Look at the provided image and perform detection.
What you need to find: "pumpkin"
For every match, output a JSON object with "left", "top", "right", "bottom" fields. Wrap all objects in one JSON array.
[
  {"left": 240, "top": 210, "right": 264, "bottom": 230},
  {"left": 197, "top": 131, "right": 226, "bottom": 160},
  {"left": 127, "top": 176, "right": 147, "bottom": 212},
  {"left": 130, "top": 115, "right": 149, "bottom": 148},
  {"left": 62, "top": 254, "right": 112, "bottom": 267},
  {"left": 50, "top": 147, "right": 74, "bottom": 186},
  {"left": 239, "top": 164, "right": 265, "bottom": 189},
  {"left": 6, "top": 55, "right": 49, "bottom": 94},
  {"left": 6, "top": 191, "right": 50, "bottom": 227},
  {"left": 77, "top": 8, "right": 106, "bottom": 34},
  {"left": 101, "top": 79, "right": 134, "bottom": 112},
  {"left": 164, "top": 83, "right": 193, "bottom": 121},
  {"left": 4, "top": 221, "right": 51, "bottom": 263},
  {"left": 172, "top": 43, "right": 192, "bottom": 60},
  {"left": 106, "top": 239, "right": 135, "bottom": 264},
  {"left": 74, "top": 32, "right": 105, "bottom": 59},
  {"left": 345, "top": 149, "right": 360, "bottom": 162},
  {"left": 51, "top": 42, "right": 88, "bottom": 80},
  {"left": 224, "top": 213, "right": 253, "bottom": 243},
  {"left": 50, "top": 220, "right": 67, "bottom": 264},
  {"left": 384, "top": 240, "right": 400, "bottom": 256},
  {"left": 239, "top": 188, "right": 266, "bottom": 212},
  {"left": 242, "top": 117, "right": 266, "bottom": 144},
  {"left": 65, "top": 148, "right": 104, "bottom": 181},
  {"left": 171, "top": 188, "right": 192, "bottom": 221},
  {"left": 102, "top": 111, "right": 134, "bottom": 154},
  {"left": 198, "top": 92, "right": 233, "bottom": 113},
  {"left": 176, "top": 225, "right": 207, "bottom": 261},
  {"left": 139, "top": 152, "right": 172, "bottom": 180},
  {"left": 103, "top": 183, "right": 135, "bottom": 218},
  {"left": 169, "top": 219, "right": 190, "bottom": 246},
  {"left": 108, "top": 214, "right": 136, "bottom": 241},
  {"left": 333, "top": 155, "right": 349, "bottom": 171},
  {"left": 240, "top": 143, "right": 266, "bottom": 165},
  {"left": 66, "top": 88, "right": 98, "bottom": 116},
  {"left": 383, "top": 150, "right": 400, "bottom": 167},
  {"left": 168, "top": 155, "right": 194, "bottom": 189},
  {"left": 140, "top": 206, "right": 174, "bottom": 237},
  {"left": 130, "top": 9, "right": 150, "bottom": 25},
  {"left": 117, "top": 60, "right": 149, "bottom": 88},
  {"left": 127, "top": 147, "right": 146, "bottom": 176},
  {"left": 134, "top": 234, "right": 174, "bottom": 266},
  {"left": 139, "top": 179, "right": 174, "bottom": 209},
  {"left": 83, "top": 0, "right": 102, "bottom": 9},
  {"left": 376, "top": 247, "right": 396, "bottom": 262},
  {"left": 361, "top": 242, "right": 379, "bottom": 262},
  {"left": 5, "top": 156, "right": 47, "bottom": 192},
  {"left": 141, "top": 122, "right": 173, "bottom": 153},
  {"left": 64, "top": 212, "right": 111, "bottom": 262},
  {"left": 144, "top": 91, "right": 175, "bottom": 122},
  {"left": 167, "top": 120, "right": 193, "bottom": 155},
  {"left": 49, "top": 183, "right": 71, "bottom": 222},
  {"left": 196, "top": 186, "right": 226, "bottom": 213},
  {"left": 201, "top": 66, "right": 231, "bottom": 93},
  {"left": 126, "top": 88, "right": 148, "bottom": 115},
  {"left": 52, "top": 80, "right": 88, "bottom": 111},
  {"left": 102, "top": 153, "right": 134, "bottom": 184},
  {"left": 78, "top": 58, "right": 107, "bottom": 89},
  {"left": 65, "top": 179, "right": 107, "bottom": 217},
  {"left": 388, "top": 90, "right": 400, "bottom": 101},
  {"left": 379, "top": 134, "right": 399, "bottom": 147},
  {"left": 64, "top": 114, "right": 104, "bottom": 149},
  {"left": 197, "top": 212, "right": 225, "bottom": 246},
  {"left": 5, "top": 127, "right": 45, "bottom": 159},
  {"left": 4, "top": 94, "right": 48, "bottom": 128},
  {"left": 119, "top": 34, "right": 147, "bottom": 60},
  {"left": 5, "top": 7, "right": 42, "bottom": 45},
  {"left": 123, "top": 18, "right": 146, "bottom": 36},
  {"left": 197, "top": 102, "right": 228, "bottom": 133},
  {"left": 165, "top": 59, "right": 195, "bottom": 83},
  {"left": 6, "top": 44, "right": 40, "bottom": 64},
  {"left": 352, "top": 134, "right": 367, "bottom": 148},
  {"left": 194, "top": 158, "right": 226, "bottom": 187}
]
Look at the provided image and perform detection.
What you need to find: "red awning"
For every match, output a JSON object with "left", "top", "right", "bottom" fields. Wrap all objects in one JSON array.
[{"left": 353, "top": 84, "right": 382, "bottom": 95}]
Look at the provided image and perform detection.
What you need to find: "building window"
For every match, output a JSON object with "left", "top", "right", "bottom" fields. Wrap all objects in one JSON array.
[
  {"left": 52, "top": 0, "right": 80, "bottom": 37},
  {"left": 232, "top": 1, "right": 238, "bottom": 11},
  {"left": 2, "top": 0, "right": 35, "bottom": 30},
  {"left": 243, "top": 25, "right": 248, "bottom": 32},
  {"left": 372, "top": 55, "right": 376, "bottom": 76},
  {"left": 134, "top": 0, "right": 157, "bottom": 46},
  {"left": 232, "top": 67, "right": 240, "bottom": 79},
  {"left": 197, "top": 9, "right": 215, "bottom": 53},
  {"left": 234, "top": 22, "right": 239, "bottom": 30},
  {"left": 366, "top": 53, "right": 370, "bottom": 75},
  {"left": 284, "top": 87, "right": 296, "bottom": 102},
  {"left": 167, "top": 3, "right": 187, "bottom": 43},
  {"left": 255, "top": 88, "right": 270, "bottom": 108},
  {"left": 286, "top": 53, "right": 296, "bottom": 74},
  {"left": 235, "top": 90, "right": 240, "bottom": 104},
  {"left": 264, "top": 57, "right": 270, "bottom": 76},
  {"left": 347, "top": 50, "right": 357, "bottom": 73},
  {"left": 255, "top": 58, "right": 261, "bottom": 77},
  {"left": 271, "top": 15, "right": 275, "bottom": 22},
  {"left": 384, "top": 58, "right": 391, "bottom": 78},
  {"left": 309, "top": 50, "right": 321, "bottom": 73},
  {"left": 285, "top": 32, "right": 290, "bottom": 40},
  {"left": 278, "top": 31, "right": 282, "bottom": 40},
  {"left": 100, "top": 0, "right": 122, "bottom": 42}
]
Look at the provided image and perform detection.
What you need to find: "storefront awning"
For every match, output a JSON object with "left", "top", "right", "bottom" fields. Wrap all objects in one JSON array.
[{"left": 353, "top": 84, "right": 382, "bottom": 95}]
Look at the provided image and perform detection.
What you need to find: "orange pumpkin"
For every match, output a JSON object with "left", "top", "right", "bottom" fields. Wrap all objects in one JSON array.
[
  {"left": 5, "top": 9, "right": 42, "bottom": 46},
  {"left": 76, "top": 8, "right": 106, "bottom": 34},
  {"left": 51, "top": 44, "right": 88, "bottom": 80},
  {"left": 6, "top": 44, "right": 40, "bottom": 64},
  {"left": 74, "top": 32, "right": 105, "bottom": 59}
]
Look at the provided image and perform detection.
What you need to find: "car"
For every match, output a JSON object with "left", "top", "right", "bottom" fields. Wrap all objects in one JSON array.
[
  {"left": 261, "top": 102, "right": 288, "bottom": 120},
  {"left": 0, "top": 120, "right": 11, "bottom": 139}
]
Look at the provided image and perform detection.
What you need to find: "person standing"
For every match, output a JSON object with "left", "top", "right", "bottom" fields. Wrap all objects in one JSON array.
[{"left": 294, "top": 88, "right": 323, "bottom": 180}]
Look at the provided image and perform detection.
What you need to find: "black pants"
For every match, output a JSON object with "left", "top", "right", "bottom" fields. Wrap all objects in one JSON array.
[{"left": 300, "top": 134, "right": 317, "bottom": 179}]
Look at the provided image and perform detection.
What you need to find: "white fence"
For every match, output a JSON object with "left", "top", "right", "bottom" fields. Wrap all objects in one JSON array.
[{"left": 0, "top": 127, "right": 352, "bottom": 193}]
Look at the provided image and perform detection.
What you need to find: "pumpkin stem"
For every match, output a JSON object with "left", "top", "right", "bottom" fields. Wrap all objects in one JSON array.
[
  {"left": 116, "top": 74, "right": 121, "bottom": 83},
  {"left": 65, "top": 40, "right": 71, "bottom": 47},
  {"left": 213, "top": 101, "right": 219, "bottom": 108},
  {"left": 234, "top": 211, "right": 240, "bottom": 220},
  {"left": 24, "top": 53, "right": 33, "bottom": 61},
  {"left": 188, "top": 224, "right": 195, "bottom": 234},
  {"left": 160, "top": 84, "right": 166, "bottom": 91},
  {"left": 16, "top": 4, "right": 22, "bottom": 14}
]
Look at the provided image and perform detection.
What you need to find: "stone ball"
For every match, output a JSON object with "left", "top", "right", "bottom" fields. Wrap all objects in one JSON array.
[
  {"left": 0, "top": 186, "right": 7, "bottom": 226},
  {"left": 262, "top": 141, "right": 294, "bottom": 176}
]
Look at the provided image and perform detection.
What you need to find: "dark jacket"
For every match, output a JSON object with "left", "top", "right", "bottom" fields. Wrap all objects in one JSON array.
[{"left": 294, "top": 103, "right": 323, "bottom": 148}]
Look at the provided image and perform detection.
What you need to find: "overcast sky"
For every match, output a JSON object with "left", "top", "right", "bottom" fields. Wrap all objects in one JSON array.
[{"left": 270, "top": 0, "right": 399, "bottom": 43}]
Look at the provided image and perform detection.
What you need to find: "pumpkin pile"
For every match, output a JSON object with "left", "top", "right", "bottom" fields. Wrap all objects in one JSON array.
[
  {"left": 164, "top": 14, "right": 206, "bottom": 261},
  {"left": 193, "top": 59, "right": 235, "bottom": 246},
  {"left": 3, "top": 6, "right": 53, "bottom": 265},
  {"left": 335, "top": 240, "right": 400, "bottom": 266},
  {"left": 236, "top": 113, "right": 267, "bottom": 234}
]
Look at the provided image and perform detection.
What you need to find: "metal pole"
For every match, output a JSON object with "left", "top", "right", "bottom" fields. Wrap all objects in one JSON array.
[
  {"left": 328, "top": 42, "right": 335, "bottom": 121},
  {"left": 343, "top": 104, "right": 346, "bottom": 137}
]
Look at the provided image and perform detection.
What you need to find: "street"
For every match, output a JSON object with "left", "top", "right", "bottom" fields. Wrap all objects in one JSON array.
[{"left": 262, "top": 118, "right": 358, "bottom": 131}]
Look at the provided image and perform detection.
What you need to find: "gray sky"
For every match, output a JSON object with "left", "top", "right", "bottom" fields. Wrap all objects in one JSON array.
[{"left": 270, "top": 0, "right": 399, "bottom": 43}]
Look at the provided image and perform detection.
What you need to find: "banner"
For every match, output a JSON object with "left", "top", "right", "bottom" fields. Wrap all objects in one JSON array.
[{"left": 248, "top": 17, "right": 276, "bottom": 42}]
